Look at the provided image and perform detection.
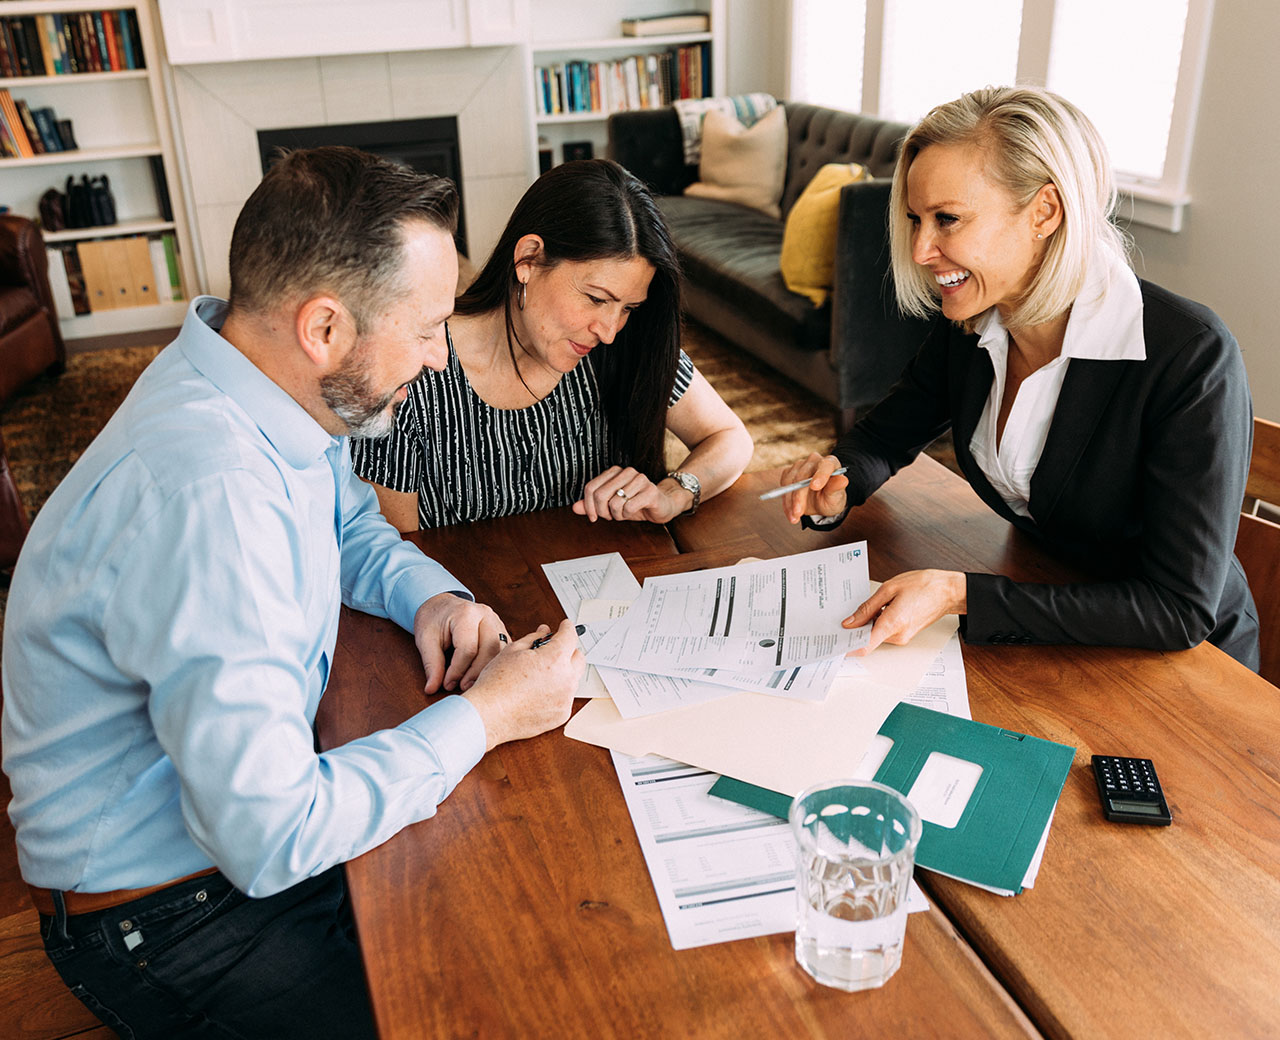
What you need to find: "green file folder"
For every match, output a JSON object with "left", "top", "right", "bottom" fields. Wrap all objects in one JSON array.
[{"left": 709, "top": 702, "right": 1076, "bottom": 894}]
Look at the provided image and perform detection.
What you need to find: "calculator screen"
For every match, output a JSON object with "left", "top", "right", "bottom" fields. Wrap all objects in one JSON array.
[{"left": 1111, "top": 800, "right": 1161, "bottom": 814}]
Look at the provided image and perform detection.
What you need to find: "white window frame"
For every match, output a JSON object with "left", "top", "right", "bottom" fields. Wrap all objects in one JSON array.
[{"left": 789, "top": 0, "right": 1214, "bottom": 231}]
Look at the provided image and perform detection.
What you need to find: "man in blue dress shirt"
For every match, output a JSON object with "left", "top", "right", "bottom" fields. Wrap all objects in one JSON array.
[{"left": 1, "top": 147, "right": 584, "bottom": 1038}]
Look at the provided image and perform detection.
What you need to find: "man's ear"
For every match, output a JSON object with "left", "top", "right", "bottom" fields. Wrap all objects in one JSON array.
[
  {"left": 295, "top": 296, "right": 354, "bottom": 368},
  {"left": 512, "top": 234, "right": 544, "bottom": 282}
]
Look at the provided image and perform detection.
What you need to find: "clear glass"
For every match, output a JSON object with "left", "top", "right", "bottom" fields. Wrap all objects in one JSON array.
[{"left": 789, "top": 779, "right": 922, "bottom": 991}]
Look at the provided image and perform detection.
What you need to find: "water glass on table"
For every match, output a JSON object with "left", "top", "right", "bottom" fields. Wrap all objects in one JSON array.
[{"left": 789, "top": 779, "right": 922, "bottom": 991}]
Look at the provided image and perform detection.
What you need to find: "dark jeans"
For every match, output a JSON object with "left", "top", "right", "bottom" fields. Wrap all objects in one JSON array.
[{"left": 39, "top": 866, "right": 377, "bottom": 1039}]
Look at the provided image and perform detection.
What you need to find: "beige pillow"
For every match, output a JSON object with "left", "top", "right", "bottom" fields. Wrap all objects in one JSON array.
[
  {"left": 684, "top": 107, "right": 787, "bottom": 218},
  {"left": 780, "top": 162, "right": 872, "bottom": 306}
]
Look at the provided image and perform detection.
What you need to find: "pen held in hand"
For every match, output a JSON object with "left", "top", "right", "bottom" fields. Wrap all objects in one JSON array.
[
  {"left": 531, "top": 624, "right": 586, "bottom": 649},
  {"left": 758, "top": 466, "right": 849, "bottom": 501}
]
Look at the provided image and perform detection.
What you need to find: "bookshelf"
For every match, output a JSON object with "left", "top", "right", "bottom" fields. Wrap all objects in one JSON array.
[
  {"left": 529, "top": 1, "right": 726, "bottom": 169},
  {"left": 0, "top": 0, "right": 195, "bottom": 338}
]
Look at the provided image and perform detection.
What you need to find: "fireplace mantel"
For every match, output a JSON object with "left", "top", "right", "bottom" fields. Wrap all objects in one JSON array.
[{"left": 157, "top": 0, "right": 529, "bottom": 64}]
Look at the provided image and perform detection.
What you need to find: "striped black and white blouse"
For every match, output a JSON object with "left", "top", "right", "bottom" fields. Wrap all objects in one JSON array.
[{"left": 351, "top": 325, "right": 695, "bottom": 529}]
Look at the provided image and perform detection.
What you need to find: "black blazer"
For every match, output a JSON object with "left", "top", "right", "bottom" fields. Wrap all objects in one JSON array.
[{"left": 830, "top": 280, "right": 1259, "bottom": 669}]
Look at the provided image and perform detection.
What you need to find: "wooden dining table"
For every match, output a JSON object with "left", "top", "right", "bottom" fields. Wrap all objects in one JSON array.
[{"left": 317, "top": 456, "right": 1280, "bottom": 1039}]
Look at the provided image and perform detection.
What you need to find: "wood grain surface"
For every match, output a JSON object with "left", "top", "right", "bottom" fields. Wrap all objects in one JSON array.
[
  {"left": 672, "top": 462, "right": 1280, "bottom": 1040},
  {"left": 317, "top": 478, "right": 1039, "bottom": 1040}
]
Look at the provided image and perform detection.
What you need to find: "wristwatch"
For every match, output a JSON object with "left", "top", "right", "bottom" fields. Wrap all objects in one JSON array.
[{"left": 666, "top": 471, "right": 701, "bottom": 515}]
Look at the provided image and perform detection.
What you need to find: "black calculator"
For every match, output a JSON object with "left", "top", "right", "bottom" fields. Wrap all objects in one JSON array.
[{"left": 1091, "top": 755, "right": 1172, "bottom": 826}]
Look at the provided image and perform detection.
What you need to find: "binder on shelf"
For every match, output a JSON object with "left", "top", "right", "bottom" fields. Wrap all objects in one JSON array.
[
  {"left": 148, "top": 237, "right": 172, "bottom": 303},
  {"left": 76, "top": 239, "right": 116, "bottom": 311},
  {"left": 44, "top": 246, "right": 76, "bottom": 319},
  {"left": 61, "top": 246, "right": 91, "bottom": 315},
  {"left": 101, "top": 237, "right": 138, "bottom": 308},
  {"left": 148, "top": 156, "right": 173, "bottom": 221},
  {"left": 161, "top": 232, "right": 183, "bottom": 302},
  {"left": 122, "top": 235, "right": 158, "bottom": 307}
]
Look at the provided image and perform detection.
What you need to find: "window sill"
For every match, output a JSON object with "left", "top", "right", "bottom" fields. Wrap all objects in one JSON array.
[{"left": 1116, "top": 181, "right": 1190, "bottom": 233}]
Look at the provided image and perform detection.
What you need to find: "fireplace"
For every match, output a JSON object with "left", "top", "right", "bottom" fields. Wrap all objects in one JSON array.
[{"left": 256, "top": 117, "right": 467, "bottom": 253}]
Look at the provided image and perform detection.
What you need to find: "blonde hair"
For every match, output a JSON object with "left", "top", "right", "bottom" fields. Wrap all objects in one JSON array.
[{"left": 888, "top": 85, "right": 1128, "bottom": 331}]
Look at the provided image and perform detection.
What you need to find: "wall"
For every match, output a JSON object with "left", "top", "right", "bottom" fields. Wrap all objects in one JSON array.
[
  {"left": 1121, "top": 8, "right": 1277, "bottom": 418},
  {"left": 724, "top": 0, "right": 787, "bottom": 98}
]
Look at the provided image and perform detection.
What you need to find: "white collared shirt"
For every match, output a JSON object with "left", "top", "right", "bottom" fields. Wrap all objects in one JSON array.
[{"left": 968, "top": 249, "right": 1146, "bottom": 518}]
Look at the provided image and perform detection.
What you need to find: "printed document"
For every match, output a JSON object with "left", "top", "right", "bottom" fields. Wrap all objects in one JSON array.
[
  {"left": 594, "top": 544, "right": 872, "bottom": 674},
  {"left": 613, "top": 751, "right": 928, "bottom": 950}
]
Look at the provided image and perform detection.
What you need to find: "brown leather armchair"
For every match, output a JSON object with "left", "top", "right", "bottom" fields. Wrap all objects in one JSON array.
[{"left": 1, "top": 214, "right": 66, "bottom": 573}]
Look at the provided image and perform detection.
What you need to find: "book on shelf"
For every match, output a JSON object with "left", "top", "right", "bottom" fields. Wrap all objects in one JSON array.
[
  {"left": 532, "top": 43, "right": 710, "bottom": 118},
  {"left": 0, "top": 88, "right": 34, "bottom": 157},
  {"left": 148, "top": 156, "right": 173, "bottom": 221},
  {"left": 620, "top": 12, "right": 710, "bottom": 36},
  {"left": 0, "top": 10, "right": 145, "bottom": 77}
]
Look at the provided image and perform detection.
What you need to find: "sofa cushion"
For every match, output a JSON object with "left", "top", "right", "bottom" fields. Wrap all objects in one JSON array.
[
  {"left": 780, "top": 162, "right": 871, "bottom": 307},
  {"left": 684, "top": 107, "right": 787, "bottom": 218},
  {"left": 658, "top": 194, "right": 829, "bottom": 352}
]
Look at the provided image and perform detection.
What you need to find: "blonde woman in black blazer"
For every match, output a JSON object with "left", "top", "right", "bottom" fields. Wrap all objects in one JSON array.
[{"left": 778, "top": 86, "right": 1258, "bottom": 670}]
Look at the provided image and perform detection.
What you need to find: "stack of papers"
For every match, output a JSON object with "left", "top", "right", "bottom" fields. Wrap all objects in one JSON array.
[{"left": 542, "top": 550, "right": 973, "bottom": 948}]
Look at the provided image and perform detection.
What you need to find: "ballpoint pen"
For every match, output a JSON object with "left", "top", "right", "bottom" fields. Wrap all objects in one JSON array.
[
  {"left": 757, "top": 466, "right": 849, "bottom": 501},
  {"left": 531, "top": 624, "right": 586, "bottom": 649}
]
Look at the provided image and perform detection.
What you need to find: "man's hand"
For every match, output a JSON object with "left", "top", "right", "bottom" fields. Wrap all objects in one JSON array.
[
  {"left": 779, "top": 453, "right": 849, "bottom": 525},
  {"left": 844, "top": 570, "right": 967, "bottom": 654},
  {"left": 462, "top": 619, "right": 586, "bottom": 751},
  {"left": 413, "top": 593, "right": 509, "bottom": 694}
]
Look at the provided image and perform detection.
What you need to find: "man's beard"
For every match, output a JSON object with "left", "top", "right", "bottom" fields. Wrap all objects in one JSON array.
[{"left": 320, "top": 340, "right": 406, "bottom": 439}]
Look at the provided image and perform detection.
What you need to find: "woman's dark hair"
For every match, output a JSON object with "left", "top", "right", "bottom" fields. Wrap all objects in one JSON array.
[{"left": 456, "top": 158, "right": 682, "bottom": 481}]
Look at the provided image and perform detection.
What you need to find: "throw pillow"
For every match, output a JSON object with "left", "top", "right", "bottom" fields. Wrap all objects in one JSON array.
[
  {"left": 780, "top": 162, "right": 872, "bottom": 307},
  {"left": 683, "top": 107, "right": 787, "bottom": 218}
]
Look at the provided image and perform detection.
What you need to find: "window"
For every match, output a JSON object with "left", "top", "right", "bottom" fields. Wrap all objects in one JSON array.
[{"left": 787, "top": 0, "right": 1213, "bottom": 230}]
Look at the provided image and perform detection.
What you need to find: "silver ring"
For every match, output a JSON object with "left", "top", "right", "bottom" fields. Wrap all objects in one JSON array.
[{"left": 615, "top": 489, "right": 628, "bottom": 500}]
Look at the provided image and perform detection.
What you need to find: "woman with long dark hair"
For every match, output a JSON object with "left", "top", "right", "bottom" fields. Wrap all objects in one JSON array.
[{"left": 353, "top": 158, "right": 752, "bottom": 529}]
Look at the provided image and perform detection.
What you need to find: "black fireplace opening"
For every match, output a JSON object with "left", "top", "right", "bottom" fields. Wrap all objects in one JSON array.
[{"left": 257, "top": 116, "right": 466, "bottom": 255}]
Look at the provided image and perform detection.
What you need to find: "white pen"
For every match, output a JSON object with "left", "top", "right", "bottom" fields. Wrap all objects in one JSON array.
[{"left": 757, "top": 467, "right": 849, "bottom": 501}]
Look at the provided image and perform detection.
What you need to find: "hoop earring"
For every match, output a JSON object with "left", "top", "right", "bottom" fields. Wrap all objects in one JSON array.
[{"left": 517, "top": 280, "right": 527, "bottom": 311}]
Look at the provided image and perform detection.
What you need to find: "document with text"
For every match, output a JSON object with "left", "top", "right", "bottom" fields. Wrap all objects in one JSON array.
[
  {"left": 613, "top": 750, "right": 929, "bottom": 950},
  {"left": 593, "top": 544, "right": 873, "bottom": 674}
]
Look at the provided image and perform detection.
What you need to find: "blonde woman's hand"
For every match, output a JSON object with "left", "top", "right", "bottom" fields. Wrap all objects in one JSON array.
[{"left": 779, "top": 453, "right": 849, "bottom": 524}]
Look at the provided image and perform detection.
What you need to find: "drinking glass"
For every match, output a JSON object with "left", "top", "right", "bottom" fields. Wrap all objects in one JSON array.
[{"left": 789, "top": 779, "right": 921, "bottom": 991}]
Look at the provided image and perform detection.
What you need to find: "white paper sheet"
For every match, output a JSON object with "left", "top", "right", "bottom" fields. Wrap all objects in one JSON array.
[
  {"left": 612, "top": 751, "right": 929, "bottom": 950},
  {"left": 598, "top": 544, "right": 873, "bottom": 674}
]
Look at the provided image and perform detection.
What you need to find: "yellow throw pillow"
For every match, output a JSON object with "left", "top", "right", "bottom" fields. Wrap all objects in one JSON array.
[
  {"left": 779, "top": 162, "right": 871, "bottom": 307},
  {"left": 684, "top": 107, "right": 787, "bottom": 218}
]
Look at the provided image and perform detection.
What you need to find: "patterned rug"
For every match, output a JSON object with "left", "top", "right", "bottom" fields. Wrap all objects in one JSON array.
[{"left": 0, "top": 321, "right": 955, "bottom": 635}]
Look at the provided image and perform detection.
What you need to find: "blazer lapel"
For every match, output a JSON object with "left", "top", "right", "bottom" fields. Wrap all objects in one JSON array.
[
  {"left": 1029, "top": 358, "right": 1127, "bottom": 522},
  {"left": 951, "top": 341, "right": 1029, "bottom": 526}
]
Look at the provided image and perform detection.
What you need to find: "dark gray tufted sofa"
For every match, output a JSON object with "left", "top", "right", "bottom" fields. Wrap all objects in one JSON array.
[{"left": 608, "top": 102, "right": 931, "bottom": 432}]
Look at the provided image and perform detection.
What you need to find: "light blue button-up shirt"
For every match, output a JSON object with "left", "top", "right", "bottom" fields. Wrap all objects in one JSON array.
[{"left": 2, "top": 298, "right": 487, "bottom": 897}]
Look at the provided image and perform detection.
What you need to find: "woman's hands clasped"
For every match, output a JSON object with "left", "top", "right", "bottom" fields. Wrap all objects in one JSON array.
[
  {"left": 573, "top": 465, "right": 692, "bottom": 524},
  {"left": 779, "top": 453, "right": 850, "bottom": 524}
]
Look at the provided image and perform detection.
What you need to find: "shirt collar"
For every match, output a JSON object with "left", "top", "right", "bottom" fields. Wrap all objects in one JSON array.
[
  {"left": 972, "top": 248, "right": 1146, "bottom": 363},
  {"left": 177, "top": 296, "right": 338, "bottom": 469}
]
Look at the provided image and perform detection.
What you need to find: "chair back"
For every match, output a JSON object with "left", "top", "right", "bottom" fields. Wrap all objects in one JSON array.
[
  {"left": 1238, "top": 417, "right": 1280, "bottom": 684},
  {"left": 1246, "top": 417, "right": 1280, "bottom": 510}
]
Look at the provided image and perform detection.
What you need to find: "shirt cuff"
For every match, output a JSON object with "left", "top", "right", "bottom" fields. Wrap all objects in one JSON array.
[
  {"left": 401, "top": 694, "right": 487, "bottom": 794},
  {"left": 386, "top": 561, "right": 473, "bottom": 631}
]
